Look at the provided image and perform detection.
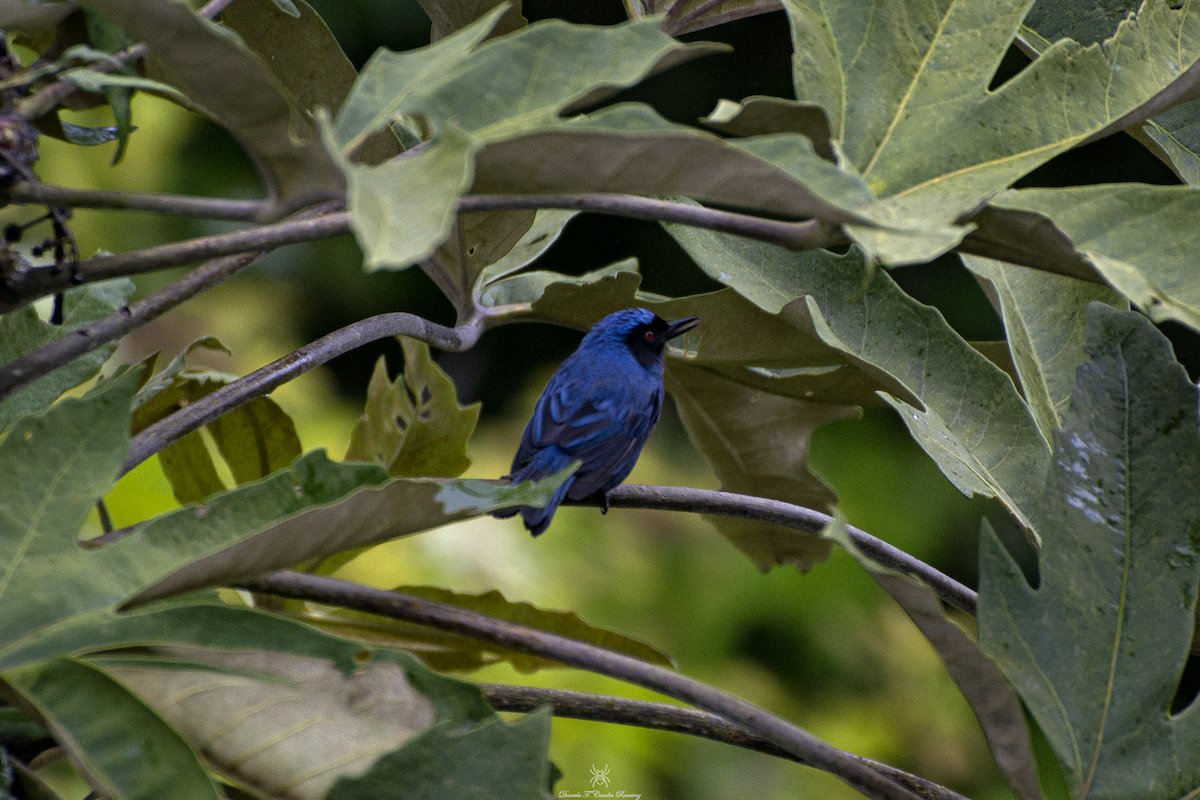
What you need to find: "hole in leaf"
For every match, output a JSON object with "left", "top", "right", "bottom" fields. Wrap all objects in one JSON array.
[
  {"left": 353, "top": 649, "right": 372, "bottom": 665},
  {"left": 420, "top": 386, "right": 432, "bottom": 406},
  {"left": 987, "top": 42, "right": 1031, "bottom": 91},
  {"left": 395, "top": 415, "right": 407, "bottom": 432},
  {"left": 1171, "top": 654, "right": 1200, "bottom": 714}
]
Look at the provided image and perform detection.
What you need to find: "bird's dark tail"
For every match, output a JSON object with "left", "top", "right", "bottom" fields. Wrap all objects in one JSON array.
[{"left": 493, "top": 446, "right": 575, "bottom": 536}]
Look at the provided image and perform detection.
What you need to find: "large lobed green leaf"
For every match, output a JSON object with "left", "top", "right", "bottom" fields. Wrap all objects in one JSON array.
[
  {"left": 665, "top": 223, "right": 1050, "bottom": 534},
  {"left": 783, "top": 0, "right": 1200, "bottom": 244},
  {"left": 979, "top": 304, "right": 1200, "bottom": 800},
  {"left": 3, "top": 600, "right": 550, "bottom": 800},
  {"left": 0, "top": 368, "right": 571, "bottom": 641}
]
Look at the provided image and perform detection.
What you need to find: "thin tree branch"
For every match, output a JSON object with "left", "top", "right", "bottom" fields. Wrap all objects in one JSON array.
[
  {"left": 1, "top": 212, "right": 350, "bottom": 301},
  {"left": 17, "top": 43, "right": 148, "bottom": 122},
  {"left": 480, "top": 684, "right": 971, "bottom": 800},
  {"left": 0, "top": 202, "right": 341, "bottom": 404},
  {"left": 16, "top": 0, "right": 226, "bottom": 122},
  {"left": 6, "top": 182, "right": 267, "bottom": 221},
  {"left": 241, "top": 570, "right": 925, "bottom": 800},
  {"left": 118, "top": 314, "right": 484, "bottom": 477},
  {"left": 459, "top": 194, "right": 844, "bottom": 251},
  {"left": 591, "top": 484, "right": 978, "bottom": 616}
]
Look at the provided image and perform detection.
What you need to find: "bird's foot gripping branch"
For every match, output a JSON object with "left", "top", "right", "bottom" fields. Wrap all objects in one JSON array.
[{"left": 5, "top": 1, "right": 1200, "bottom": 799}]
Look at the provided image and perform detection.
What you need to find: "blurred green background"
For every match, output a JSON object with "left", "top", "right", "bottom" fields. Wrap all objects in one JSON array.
[{"left": 19, "top": 0, "right": 1196, "bottom": 797}]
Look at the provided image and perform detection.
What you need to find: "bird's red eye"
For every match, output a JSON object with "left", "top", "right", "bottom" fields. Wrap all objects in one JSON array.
[{"left": 644, "top": 330, "right": 655, "bottom": 342}]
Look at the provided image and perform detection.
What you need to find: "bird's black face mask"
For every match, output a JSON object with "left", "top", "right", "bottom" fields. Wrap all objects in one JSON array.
[{"left": 624, "top": 315, "right": 700, "bottom": 368}]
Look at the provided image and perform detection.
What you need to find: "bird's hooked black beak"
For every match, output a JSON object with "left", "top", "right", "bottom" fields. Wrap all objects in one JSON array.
[{"left": 665, "top": 316, "right": 700, "bottom": 341}]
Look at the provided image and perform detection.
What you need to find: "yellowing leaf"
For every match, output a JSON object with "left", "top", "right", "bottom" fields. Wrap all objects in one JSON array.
[{"left": 345, "top": 337, "right": 481, "bottom": 478}]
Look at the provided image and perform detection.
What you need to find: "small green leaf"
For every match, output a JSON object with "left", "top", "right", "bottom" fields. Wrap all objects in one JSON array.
[
  {"left": 332, "top": 8, "right": 504, "bottom": 152},
  {"left": 474, "top": 209, "right": 578, "bottom": 289},
  {"left": 131, "top": 343, "right": 301, "bottom": 503},
  {"left": 979, "top": 304, "right": 1200, "bottom": 799},
  {"left": 338, "top": 15, "right": 700, "bottom": 150},
  {"left": 59, "top": 67, "right": 181, "bottom": 107},
  {"left": 700, "top": 95, "right": 835, "bottom": 161},
  {"left": 56, "top": 121, "right": 120, "bottom": 145},
  {"left": 482, "top": 258, "right": 637, "bottom": 315},
  {"left": 3, "top": 657, "right": 219, "bottom": 800},
  {"left": 208, "top": 397, "right": 302, "bottom": 485},
  {"left": 525, "top": 263, "right": 643, "bottom": 329},
  {"left": 0, "top": 279, "right": 135, "bottom": 434},
  {"left": 473, "top": 102, "right": 879, "bottom": 227},
  {"left": 346, "top": 338, "right": 481, "bottom": 478},
  {"left": 428, "top": 209, "right": 538, "bottom": 310},
  {"left": 337, "top": 123, "right": 481, "bottom": 272}
]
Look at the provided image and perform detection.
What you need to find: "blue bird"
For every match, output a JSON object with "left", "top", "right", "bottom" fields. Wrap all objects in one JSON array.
[{"left": 496, "top": 308, "right": 700, "bottom": 536}]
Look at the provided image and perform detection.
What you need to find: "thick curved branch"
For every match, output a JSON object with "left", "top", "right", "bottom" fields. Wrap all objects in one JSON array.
[
  {"left": 0, "top": 203, "right": 342, "bottom": 404},
  {"left": 590, "top": 485, "right": 978, "bottom": 616},
  {"left": 242, "top": 571, "right": 924, "bottom": 800},
  {"left": 2, "top": 212, "right": 350, "bottom": 301},
  {"left": 480, "top": 684, "right": 970, "bottom": 800},
  {"left": 119, "top": 314, "right": 483, "bottom": 477},
  {"left": 6, "top": 182, "right": 268, "bottom": 222}
]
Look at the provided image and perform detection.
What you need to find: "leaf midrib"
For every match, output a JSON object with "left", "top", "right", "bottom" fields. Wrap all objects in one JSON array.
[
  {"left": 0, "top": 439, "right": 84, "bottom": 603},
  {"left": 1080, "top": 343, "right": 1133, "bottom": 798},
  {"left": 861, "top": 0, "right": 959, "bottom": 179}
]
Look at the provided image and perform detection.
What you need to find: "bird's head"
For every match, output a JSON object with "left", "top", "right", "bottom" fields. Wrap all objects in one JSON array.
[{"left": 586, "top": 307, "right": 700, "bottom": 369}]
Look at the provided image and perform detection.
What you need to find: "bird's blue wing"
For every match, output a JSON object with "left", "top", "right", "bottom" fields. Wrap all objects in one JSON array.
[
  {"left": 511, "top": 373, "right": 661, "bottom": 499},
  {"left": 567, "top": 391, "right": 662, "bottom": 500}
]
